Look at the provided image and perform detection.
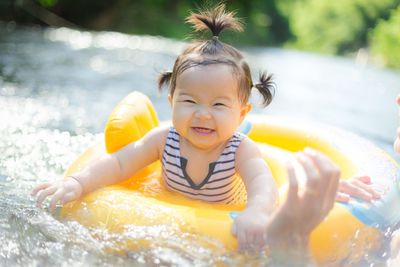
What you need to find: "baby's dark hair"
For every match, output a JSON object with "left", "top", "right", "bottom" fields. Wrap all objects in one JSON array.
[{"left": 158, "top": 3, "right": 274, "bottom": 107}]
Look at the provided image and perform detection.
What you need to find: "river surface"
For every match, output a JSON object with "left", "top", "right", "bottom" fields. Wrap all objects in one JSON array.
[{"left": 0, "top": 22, "right": 399, "bottom": 266}]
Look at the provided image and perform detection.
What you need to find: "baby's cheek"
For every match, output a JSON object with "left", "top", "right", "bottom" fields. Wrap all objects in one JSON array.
[{"left": 173, "top": 108, "right": 188, "bottom": 120}]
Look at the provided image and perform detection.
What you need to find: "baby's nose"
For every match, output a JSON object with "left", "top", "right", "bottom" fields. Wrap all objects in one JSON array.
[{"left": 194, "top": 106, "right": 212, "bottom": 120}]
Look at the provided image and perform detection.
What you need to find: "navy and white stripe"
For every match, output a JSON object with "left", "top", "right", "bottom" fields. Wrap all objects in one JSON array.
[{"left": 161, "top": 127, "right": 247, "bottom": 204}]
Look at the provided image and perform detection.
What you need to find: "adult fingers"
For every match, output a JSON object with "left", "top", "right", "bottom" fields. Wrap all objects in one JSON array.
[
  {"left": 286, "top": 160, "right": 299, "bottom": 206},
  {"left": 296, "top": 150, "right": 331, "bottom": 226},
  {"left": 31, "top": 182, "right": 52, "bottom": 196},
  {"left": 297, "top": 152, "right": 321, "bottom": 200},
  {"left": 36, "top": 186, "right": 57, "bottom": 208},
  {"left": 305, "top": 148, "right": 340, "bottom": 207}
]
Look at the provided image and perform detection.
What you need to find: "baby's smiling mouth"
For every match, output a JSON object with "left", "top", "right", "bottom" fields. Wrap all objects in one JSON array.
[{"left": 191, "top": 127, "right": 215, "bottom": 134}]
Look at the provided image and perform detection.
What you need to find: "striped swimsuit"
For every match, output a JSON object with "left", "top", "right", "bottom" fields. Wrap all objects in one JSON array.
[{"left": 161, "top": 127, "right": 247, "bottom": 205}]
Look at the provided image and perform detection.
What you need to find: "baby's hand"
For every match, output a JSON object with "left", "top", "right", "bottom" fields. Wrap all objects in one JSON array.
[
  {"left": 232, "top": 206, "right": 269, "bottom": 251},
  {"left": 336, "top": 176, "right": 381, "bottom": 203},
  {"left": 31, "top": 177, "right": 83, "bottom": 212}
]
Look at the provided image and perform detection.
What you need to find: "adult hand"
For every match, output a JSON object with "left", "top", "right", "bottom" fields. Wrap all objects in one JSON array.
[
  {"left": 264, "top": 148, "right": 340, "bottom": 263},
  {"left": 31, "top": 177, "right": 83, "bottom": 212}
]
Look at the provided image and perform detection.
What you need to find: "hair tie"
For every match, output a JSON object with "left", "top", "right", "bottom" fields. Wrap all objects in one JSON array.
[{"left": 212, "top": 36, "right": 219, "bottom": 41}]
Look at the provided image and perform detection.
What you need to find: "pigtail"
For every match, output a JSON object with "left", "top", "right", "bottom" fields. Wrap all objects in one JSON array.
[
  {"left": 186, "top": 3, "right": 243, "bottom": 39},
  {"left": 158, "top": 71, "right": 173, "bottom": 91},
  {"left": 254, "top": 72, "right": 275, "bottom": 107}
]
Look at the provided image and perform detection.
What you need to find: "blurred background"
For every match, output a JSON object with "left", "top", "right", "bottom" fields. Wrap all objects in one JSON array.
[
  {"left": 1, "top": 0, "right": 400, "bottom": 68},
  {"left": 1, "top": 0, "right": 399, "bottom": 157}
]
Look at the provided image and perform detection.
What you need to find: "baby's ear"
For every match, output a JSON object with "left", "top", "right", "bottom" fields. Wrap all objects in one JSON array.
[
  {"left": 168, "top": 94, "right": 172, "bottom": 106},
  {"left": 240, "top": 103, "right": 252, "bottom": 121}
]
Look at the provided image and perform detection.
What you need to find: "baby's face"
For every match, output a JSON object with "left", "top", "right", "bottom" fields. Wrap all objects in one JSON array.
[{"left": 169, "top": 64, "right": 251, "bottom": 150}]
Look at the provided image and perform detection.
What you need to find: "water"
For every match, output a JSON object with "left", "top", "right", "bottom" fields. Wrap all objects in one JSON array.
[{"left": 0, "top": 22, "right": 399, "bottom": 266}]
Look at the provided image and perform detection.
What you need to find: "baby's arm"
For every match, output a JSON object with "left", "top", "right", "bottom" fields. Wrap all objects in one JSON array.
[
  {"left": 32, "top": 126, "right": 169, "bottom": 211},
  {"left": 233, "top": 138, "right": 278, "bottom": 250}
]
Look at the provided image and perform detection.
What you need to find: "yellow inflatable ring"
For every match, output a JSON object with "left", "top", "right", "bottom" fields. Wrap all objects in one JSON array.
[{"left": 61, "top": 92, "right": 400, "bottom": 264}]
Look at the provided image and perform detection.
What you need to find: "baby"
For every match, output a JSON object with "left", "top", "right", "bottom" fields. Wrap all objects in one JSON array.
[
  {"left": 33, "top": 5, "right": 278, "bottom": 250},
  {"left": 32, "top": 4, "right": 344, "bottom": 253}
]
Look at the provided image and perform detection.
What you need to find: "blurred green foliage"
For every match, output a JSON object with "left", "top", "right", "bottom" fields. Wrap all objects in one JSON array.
[
  {"left": 1, "top": 0, "right": 400, "bottom": 68},
  {"left": 369, "top": 6, "right": 400, "bottom": 68},
  {"left": 30, "top": 0, "right": 290, "bottom": 46},
  {"left": 37, "top": 0, "right": 58, "bottom": 8},
  {"left": 285, "top": 0, "right": 399, "bottom": 54}
]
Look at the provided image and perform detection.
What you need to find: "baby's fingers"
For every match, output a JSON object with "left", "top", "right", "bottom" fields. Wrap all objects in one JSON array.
[
  {"left": 48, "top": 189, "right": 65, "bottom": 212},
  {"left": 31, "top": 182, "right": 52, "bottom": 196},
  {"left": 253, "top": 231, "right": 266, "bottom": 250},
  {"left": 237, "top": 229, "right": 248, "bottom": 251},
  {"left": 61, "top": 191, "right": 78, "bottom": 205},
  {"left": 36, "top": 186, "right": 57, "bottom": 208}
]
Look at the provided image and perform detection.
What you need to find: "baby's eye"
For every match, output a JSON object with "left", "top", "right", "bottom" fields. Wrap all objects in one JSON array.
[
  {"left": 214, "top": 102, "right": 226, "bottom": 107},
  {"left": 183, "top": 99, "right": 196, "bottom": 104}
]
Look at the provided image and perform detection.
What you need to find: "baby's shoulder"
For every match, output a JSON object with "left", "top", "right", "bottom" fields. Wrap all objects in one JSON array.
[
  {"left": 146, "top": 124, "right": 170, "bottom": 138},
  {"left": 142, "top": 124, "right": 170, "bottom": 150},
  {"left": 235, "top": 136, "right": 261, "bottom": 159}
]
